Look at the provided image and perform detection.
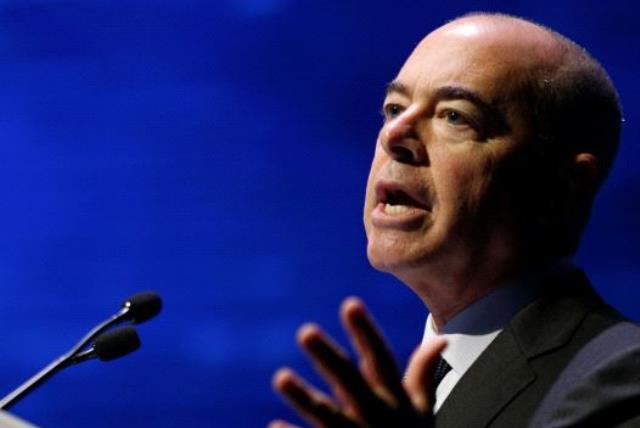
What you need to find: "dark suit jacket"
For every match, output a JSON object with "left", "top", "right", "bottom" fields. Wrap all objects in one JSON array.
[
  {"left": 433, "top": 270, "right": 634, "bottom": 428},
  {"left": 530, "top": 321, "right": 640, "bottom": 427}
]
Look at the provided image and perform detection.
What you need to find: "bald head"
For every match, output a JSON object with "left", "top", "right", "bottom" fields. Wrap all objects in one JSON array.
[
  {"left": 439, "top": 13, "right": 621, "bottom": 172},
  {"left": 438, "top": 13, "right": 564, "bottom": 59},
  {"left": 440, "top": 13, "right": 623, "bottom": 256}
]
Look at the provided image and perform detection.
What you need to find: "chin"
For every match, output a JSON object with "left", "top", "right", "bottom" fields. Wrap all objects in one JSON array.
[
  {"left": 366, "top": 238, "right": 432, "bottom": 275},
  {"left": 366, "top": 244, "right": 394, "bottom": 273}
]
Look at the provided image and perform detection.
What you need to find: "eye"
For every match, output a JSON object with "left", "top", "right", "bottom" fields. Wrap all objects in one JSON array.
[
  {"left": 381, "top": 103, "right": 404, "bottom": 121},
  {"left": 444, "top": 110, "right": 468, "bottom": 126}
]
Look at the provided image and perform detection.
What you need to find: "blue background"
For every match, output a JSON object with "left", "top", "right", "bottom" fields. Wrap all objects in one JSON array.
[{"left": 0, "top": 1, "right": 637, "bottom": 427}]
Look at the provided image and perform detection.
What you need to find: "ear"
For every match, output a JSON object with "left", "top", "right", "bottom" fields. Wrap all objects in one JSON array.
[
  {"left": 569, "top": 153, "right": 599, "bottom": 196},
  {"left": 537, "top": 153, "right": 598, "bottom": 226}
]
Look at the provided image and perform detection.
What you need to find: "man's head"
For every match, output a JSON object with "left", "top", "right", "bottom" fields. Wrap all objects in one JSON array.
[{"left": 363, "top": 14, "right": 621, "bottom": 295}]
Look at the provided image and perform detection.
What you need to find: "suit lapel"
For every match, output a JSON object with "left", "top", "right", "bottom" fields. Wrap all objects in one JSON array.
[
  {"left": 434, "top": 327, "right": 535, "bottom": 428},
  {"left": 434, "top": 271, "right": 603, "bottom": 428}
]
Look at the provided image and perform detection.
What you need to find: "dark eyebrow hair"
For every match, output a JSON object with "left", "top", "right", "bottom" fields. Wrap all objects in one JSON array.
[
  {"left": 383, "top": 82, "right": 510, "bottom": 136},
  {"left": 386, "top": 82, "right": 493, "bottom": 110},
  {"left": 433, "top": 86, "right": 491, "bottom": 108},
  {"left": 385, "top": 80, "right": 410, "bottom": 97},
  {"left": 434, "top": 85, "right": 510, "bottom": 135}
]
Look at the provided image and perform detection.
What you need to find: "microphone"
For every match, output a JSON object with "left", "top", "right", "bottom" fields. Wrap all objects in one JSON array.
[
  {"left": 121, "top": 292, "right": 163, "bottom": 324},
  {"left": 0, "top": 292, "right": 162, "bottom": 410},
  {"left": 71, "top": 327, "right": 141, "bottom": 364}
]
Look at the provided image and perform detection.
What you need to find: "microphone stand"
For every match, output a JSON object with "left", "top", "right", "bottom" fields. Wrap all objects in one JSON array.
[{"left": 0, "top": 306, "right": 131, "bottom": 410}]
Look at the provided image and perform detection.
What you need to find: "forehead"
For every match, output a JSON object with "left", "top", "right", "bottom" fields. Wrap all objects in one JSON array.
[{"left": 393, "top": 19, "right": 555, "bottom": 102}]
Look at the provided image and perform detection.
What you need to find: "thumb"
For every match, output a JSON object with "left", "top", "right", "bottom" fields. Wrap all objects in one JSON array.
[{"left": 403, "top": 337, "right": 447, "bottom": 413}]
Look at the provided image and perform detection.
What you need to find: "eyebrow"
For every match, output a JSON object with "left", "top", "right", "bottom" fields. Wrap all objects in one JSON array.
[
  {"left": 386, "top": 81, "right": 492, "bottom": 109},
  {"left": 433, "top": 86, "right": 493, "bottom": 110},
  {"left": 385, "top": 81, "right": 510, "bottom": 134},
  {"left": 385, "top": 80, "right": 410, "bottom": 97}
]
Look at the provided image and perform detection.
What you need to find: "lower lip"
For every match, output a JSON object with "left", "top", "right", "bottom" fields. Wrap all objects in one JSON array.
[{"left": 370, "top": 202, "right": 430, "bottom": 229}]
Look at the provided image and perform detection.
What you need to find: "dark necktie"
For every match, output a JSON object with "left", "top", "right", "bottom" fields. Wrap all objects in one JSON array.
[{"left": 433, "top": 356, "right": 452, "bottom": 388}]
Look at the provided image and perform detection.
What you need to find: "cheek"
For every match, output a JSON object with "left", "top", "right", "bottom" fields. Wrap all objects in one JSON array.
[
  {"left": 432, "top": 151, "right": 495, "bottom": 213},
  {"left": 364, "top": 144, "right": 386, "bottom": 204}
]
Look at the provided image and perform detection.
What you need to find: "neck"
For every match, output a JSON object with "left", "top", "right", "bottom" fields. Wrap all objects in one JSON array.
[
  {"left": 416, "top": 269, "right": 516, "bottom": 331},
  {"left": 399, "top": 248, "right": 532, "bottom": 330}
]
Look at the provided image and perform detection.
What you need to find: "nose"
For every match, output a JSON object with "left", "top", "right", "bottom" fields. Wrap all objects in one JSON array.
[{"left": 379, "top": 107, "right": 427, "bottom": 165}]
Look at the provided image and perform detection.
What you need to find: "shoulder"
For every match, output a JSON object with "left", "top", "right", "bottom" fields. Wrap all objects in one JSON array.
[{"left": 530, "top": 322, "right": 640, "bottom": 427}]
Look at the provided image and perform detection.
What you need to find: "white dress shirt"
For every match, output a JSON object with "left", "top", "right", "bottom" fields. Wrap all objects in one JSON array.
[{"left": 421, "top": 259, "right": 574, "bottom": 412}]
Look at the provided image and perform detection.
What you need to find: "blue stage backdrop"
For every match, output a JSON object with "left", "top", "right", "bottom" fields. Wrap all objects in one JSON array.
[{"left": 0, "top": 1, "right": 636, "bottom": 426}]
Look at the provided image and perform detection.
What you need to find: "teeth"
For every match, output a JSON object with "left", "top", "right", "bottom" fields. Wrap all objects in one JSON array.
[{"left": 384, "top": 203, "right": 410, "bottom": 215}]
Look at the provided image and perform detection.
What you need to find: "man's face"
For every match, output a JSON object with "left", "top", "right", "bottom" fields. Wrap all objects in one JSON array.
[{"left": 364, "top": 19, "right": 543, "bottom": 284}]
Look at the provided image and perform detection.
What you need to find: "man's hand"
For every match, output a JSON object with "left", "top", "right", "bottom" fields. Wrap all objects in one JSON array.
[{"left": 270, "top": 297, "right": 447, "bottom": 428}]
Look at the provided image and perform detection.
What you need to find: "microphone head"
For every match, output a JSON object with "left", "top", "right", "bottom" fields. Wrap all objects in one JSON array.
[
  {"left": 122, "top": 291, "right": 162, "bottom": 324},
  {"left": 94, "top": 326, "right": 141, "bottom": 362}
]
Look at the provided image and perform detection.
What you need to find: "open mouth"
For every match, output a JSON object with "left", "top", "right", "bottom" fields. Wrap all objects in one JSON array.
[{"left": 377, "top": 185, "right": 432, "bottom": 216}]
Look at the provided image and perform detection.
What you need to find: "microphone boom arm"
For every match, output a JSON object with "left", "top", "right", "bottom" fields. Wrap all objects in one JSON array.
[{"left": 0, "top": 307, "right": 129, "bottom": 410}]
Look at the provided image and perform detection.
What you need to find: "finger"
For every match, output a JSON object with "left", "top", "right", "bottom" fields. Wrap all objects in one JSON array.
[
  {"left": 403, "top": 337, "right": 447, "bottom": 413},
  {"left": 340, "top": 297, "right": 411, "bottom": 409},
  {"left": 268, "top": 420, "right": 301, "bottom": 428},
  {"left": 272, "top": 367, "right": 357, "bottom": 428},
  {"left": 297, "top": 323, "right": 382, "bottom": 424}
]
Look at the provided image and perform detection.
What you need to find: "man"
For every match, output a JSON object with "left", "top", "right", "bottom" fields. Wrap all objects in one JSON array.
[{"left": 270, "top": 13, "right": 636, "bottom": 427}]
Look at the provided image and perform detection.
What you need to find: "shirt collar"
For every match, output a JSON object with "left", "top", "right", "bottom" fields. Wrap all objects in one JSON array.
[
  {"left": 422, "top": 258, "right": 574, "bottom": 378},
  {"left": 423, "top": 315, "right": 501, "bottom": 379}
]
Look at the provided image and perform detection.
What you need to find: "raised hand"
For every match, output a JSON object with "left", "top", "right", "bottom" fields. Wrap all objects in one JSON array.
[{"left": 270, "top": 297, "right": 447, "bottom": 428}]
